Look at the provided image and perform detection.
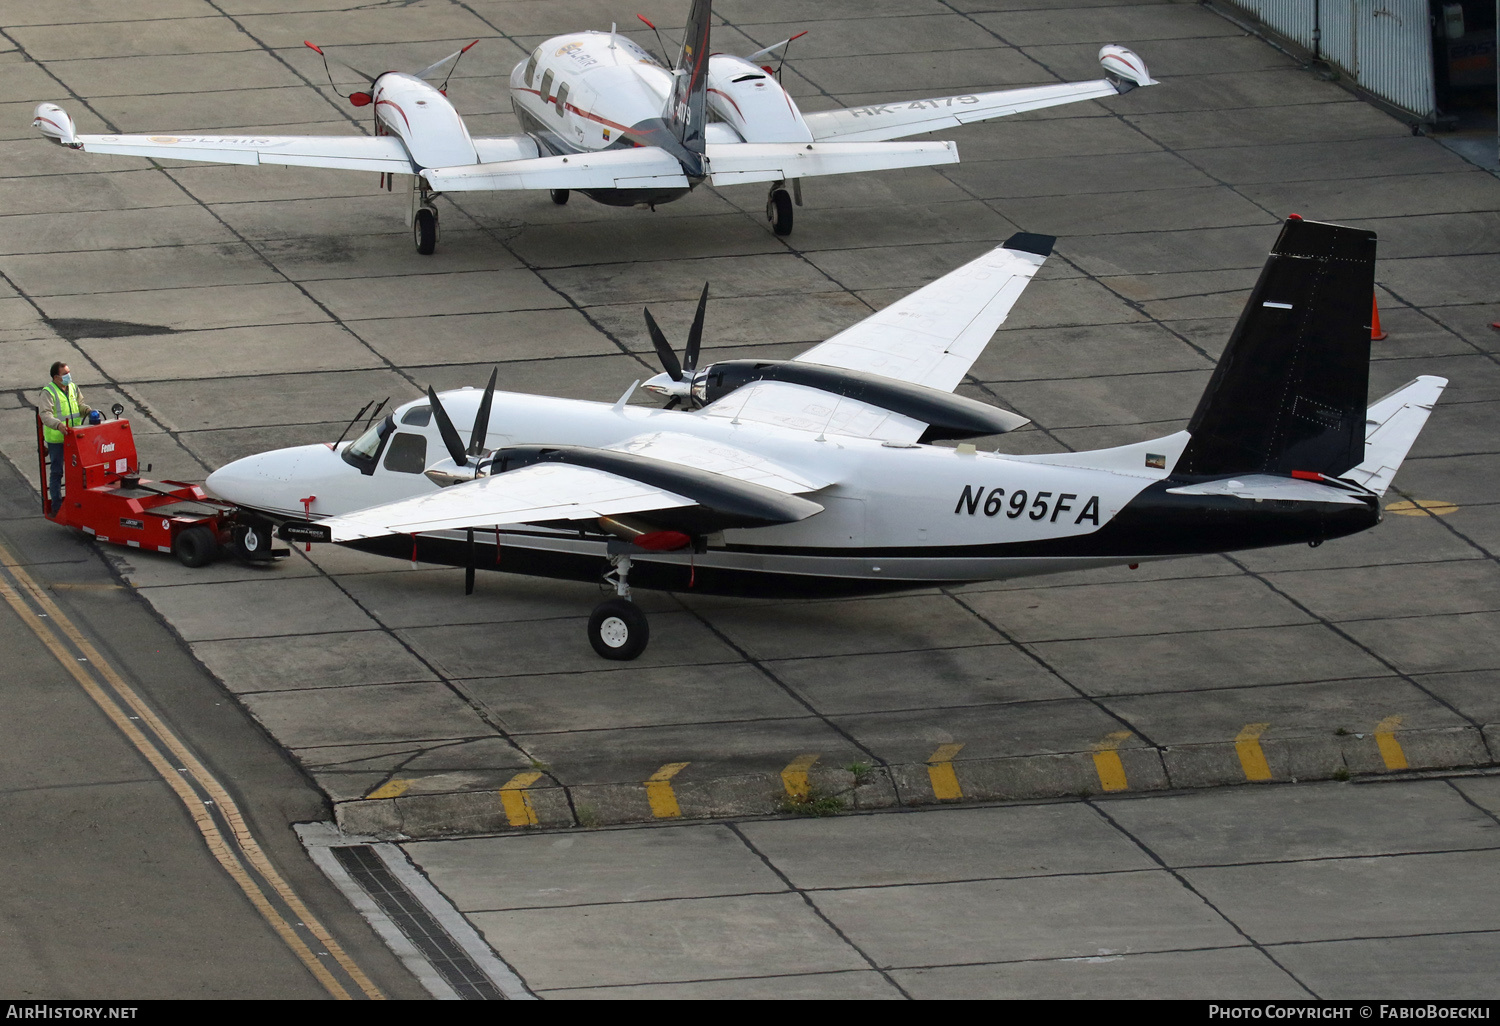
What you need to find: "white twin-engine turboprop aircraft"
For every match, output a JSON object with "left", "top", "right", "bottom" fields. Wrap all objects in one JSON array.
[
  {"left": 204, "top": 217, "right": 1443, "bottom": 661},
  {"left": 32, "top": 0, "right": 1155, "bottom": 253}
]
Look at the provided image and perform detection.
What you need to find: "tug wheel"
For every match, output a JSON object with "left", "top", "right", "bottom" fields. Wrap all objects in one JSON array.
[
  {"left": 588, "top": 598, "right": 649, "bottom": 661},
  {"left": 172, "top": 525, "right": 218, "bottom": 568}
]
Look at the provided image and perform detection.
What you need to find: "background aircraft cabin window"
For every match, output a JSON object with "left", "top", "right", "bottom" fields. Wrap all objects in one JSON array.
[
  {"left": 539, "top": 69, "right": 554, "bottom": 103},
  {"left": 555, "top": 82, "right": 569, "bottom": 116},
  {"left": 400, "top": 405, "right": 432, "bottom": 426},
  {"left": 382, "top": 432, "right": 427, "bottom": 474},
  {"left": 524, "top": 53, "right": 538, "bottom": 87}
]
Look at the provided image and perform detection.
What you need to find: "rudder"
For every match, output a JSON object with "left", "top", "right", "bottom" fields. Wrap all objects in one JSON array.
[{"left": 1176, "top": 216, "right": 1376, "bottom": 479}]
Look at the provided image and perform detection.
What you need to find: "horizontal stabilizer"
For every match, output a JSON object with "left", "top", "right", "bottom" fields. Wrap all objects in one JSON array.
[
  {"left": 423, "top": 147, "right": 690, "bottom": 191},
  {"left": 1342, "top": 375, "right": 1448, "bottom": 496},
  {"left": 1166, "top": 474, "right": 1367, "bottom": 505},
  {"left": 705, "top": 140, "right": 957, "bottom": 185}
]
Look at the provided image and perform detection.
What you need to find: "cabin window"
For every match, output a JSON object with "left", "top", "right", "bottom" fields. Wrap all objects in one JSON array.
[
  {"left": 554, "top": 81, "right": 569, "bottom": 116},
  {"left": 524, "top": 53, "right": 538, "bottom": 87},
  {"left": 382, "top": 432, "right": 428, "bottom": 474},
  {"left": 341, "top": 414, "right": 394, "bottom": 476},
  {"left": 539, "top": 69, "right": 554, "bottom": 103},
  {"left": 400, "top": 405, "right": 432, "bottom": 426}
]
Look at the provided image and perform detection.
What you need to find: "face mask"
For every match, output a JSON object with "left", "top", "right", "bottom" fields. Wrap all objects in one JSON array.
[{"left": 59, "top": 373, "right": 71, "bottom": 386}]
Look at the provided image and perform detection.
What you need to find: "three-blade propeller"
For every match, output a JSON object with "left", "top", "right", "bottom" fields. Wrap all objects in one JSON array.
[{"left": 642, "top": 283, "right": 709, "bottom": 409}]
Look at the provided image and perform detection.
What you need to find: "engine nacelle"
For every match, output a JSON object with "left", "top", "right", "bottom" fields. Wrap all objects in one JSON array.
[
  {"left": 703, "top": 55, "right": 812, "bottom": 144},
  {"left": 1098, "top": 45, "right": 1157, "bottom": 91},
  {"left": 371, "top": 72, "right": 478, "bottom": 169},
  {"left": 692, "top": 360, "right": 1030, "bottom": 442},
  {"left": 33, "top": 103, "right": 79, "bottom": 147}
]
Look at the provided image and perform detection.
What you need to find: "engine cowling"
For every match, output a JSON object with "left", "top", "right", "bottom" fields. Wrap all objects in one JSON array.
[
  {"left": 703, "top": 55, "right": 812, "bottom": 143},
  {"left": 692, "top": 360, "right": 1029, "bottom": 441}
]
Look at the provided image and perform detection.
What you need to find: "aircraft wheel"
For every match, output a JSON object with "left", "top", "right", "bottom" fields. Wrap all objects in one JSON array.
[
  {"left": 767, "top": 188, "right": 793, "bottom": 236},
  {"left": 173, "top": 525, "right": 218, "bottom": 568},
  {"left": 550, "top": 189, "right": 570, "bottom": 206},
  {"left": 232, "top": 520, "right": 274, "bottom": 563},
  {"left": 413, "top": 207, "right": 438, "bottom": 255},
  {"left": 588, "top": 598, "right": 649, "bottom": 661}
]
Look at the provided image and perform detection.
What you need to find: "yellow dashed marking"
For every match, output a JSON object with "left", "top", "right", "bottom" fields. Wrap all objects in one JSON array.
[
  {"left": 1235, "top": 723, "right": 1273, "bottom": 781},
  {"left": 1375, "top": 715, "right": 1409, "bottom": 771},
  {"left": 781, "top": 753, "right": 819, "bottom": 797},
  {"left": 645, "top": 762, "right": 689, "bottom": 818},
  {"left": 927, "top": 743, "right": 964, "bottom": 800},
  {"left": 1386, "top": 499, "right": 1458, "bottom": 517},
  {"left": 1091, "top": 731, "right": 1134, "bottom": 792},
  {"left": 365, "top": 778, "right": 411, "bottom": 800}
]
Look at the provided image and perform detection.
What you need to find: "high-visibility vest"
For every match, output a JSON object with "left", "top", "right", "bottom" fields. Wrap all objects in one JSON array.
[{"left": 42, "top": 381, "right": 84, "bottom": 443}]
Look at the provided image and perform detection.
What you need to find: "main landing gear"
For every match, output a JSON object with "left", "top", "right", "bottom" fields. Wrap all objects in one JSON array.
[
  {"left": 550, "top": 188, "right": 570, "bottom": 206},
  {"left": 589, "top": 550, "right": 649, "bottom": 660},
  {"left": 412, "top": 179, "right": 440, "bottom": 255},
  {"left": 766, "top": 178, "right": 801, "bottom": 237}
]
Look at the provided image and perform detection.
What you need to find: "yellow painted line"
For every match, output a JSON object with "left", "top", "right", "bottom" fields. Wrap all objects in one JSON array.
[
  {"left": 1375, "top": 715, "right": 1409, "bottom": 771},
  {"left": 781, "top": 753, "right": 819, "bottom": 797},
  {"left": 1386, "top": 499, "right": 1458, "bottom": 517},
  {"left": 645, "top": 762, "right": 689, "bottom": 818},
  {"left": 927, "top": 743, "right": 964, "bottom": 801},
  {"left": 499, "top": 771, "right": 545, "bottom": 827},
  {"left": 0, "top": 541, "right": 381, "bottom": 1001},
  {"left": 364, "top": 778, "right": 411, "bottom": 800},
  {"left": 1091, "top": 731, "right": 1133, "bottom": 793},
  {"left": 1235, "top": 722, "right": 1273, "bottom": 781}
]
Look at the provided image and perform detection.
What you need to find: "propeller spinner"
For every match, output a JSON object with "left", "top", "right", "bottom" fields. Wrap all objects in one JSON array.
[{"left": 641, "top": 282, "right": 709, "bottom": 410}]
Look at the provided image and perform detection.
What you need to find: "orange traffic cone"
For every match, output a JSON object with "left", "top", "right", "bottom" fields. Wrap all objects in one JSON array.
[{"left": 1371, "top": 294, "right": 1388, "bottom": 341}]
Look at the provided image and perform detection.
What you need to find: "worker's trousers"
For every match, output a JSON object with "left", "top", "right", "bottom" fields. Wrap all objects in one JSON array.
[{"left": 47, "top": 441, "right": 63, "bottom": 514}]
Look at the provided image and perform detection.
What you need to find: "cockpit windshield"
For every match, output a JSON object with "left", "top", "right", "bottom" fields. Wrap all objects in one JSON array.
[{"left": 341, "top": 414, "right": 394, "bottom": 473}]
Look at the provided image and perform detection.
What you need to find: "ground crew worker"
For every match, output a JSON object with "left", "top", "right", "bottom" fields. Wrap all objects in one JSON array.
[{"left": 39, "top": 361, "right": 95, "bottom": 515}]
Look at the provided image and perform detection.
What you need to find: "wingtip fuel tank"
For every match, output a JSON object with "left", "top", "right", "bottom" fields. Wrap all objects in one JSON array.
[
  {"left": 32, "top": 103, "right": 79, "bottom": 147},
  {"left": 1098, "top": 45, "right": 1157, "bottom": 91}
]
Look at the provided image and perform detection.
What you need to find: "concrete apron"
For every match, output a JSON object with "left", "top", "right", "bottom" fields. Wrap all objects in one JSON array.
[{"left": 335, "top": 726, "right": 1497, "bottom": 840}]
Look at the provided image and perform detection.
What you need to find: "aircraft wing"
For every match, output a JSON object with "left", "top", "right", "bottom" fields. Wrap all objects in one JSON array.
[
  {"left": 421, "top": 148, "right": 690, "bottom": 192},
  {"left": 317, "top": 433, "right": 826, "bottom": 542},
  {"left": 800, "top": 47, "right": 1157, "bottom": 144},
  {"left": 704, "top": 140, "right": 956, "bottom": 186},
  {"left": 793, "top": 233, "right": 1052, "bottom": 392}
]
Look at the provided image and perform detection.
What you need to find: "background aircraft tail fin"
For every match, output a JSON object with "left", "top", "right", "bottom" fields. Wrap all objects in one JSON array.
[
  {"left": 1175, "top": 216, "right": 1376, "bottom": 479},
  {"left": 670, "top": 0, "right": 713, "bottom": 156}
]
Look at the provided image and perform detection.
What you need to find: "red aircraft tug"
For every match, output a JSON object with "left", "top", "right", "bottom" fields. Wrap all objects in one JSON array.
[{"left": 36, "top": 408, "right": 285, "bottom": 567}]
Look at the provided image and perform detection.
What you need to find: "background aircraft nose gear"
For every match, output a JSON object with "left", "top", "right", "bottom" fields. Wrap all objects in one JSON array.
[
  {"left": 590, "top": 551, "right": 649, "bottom": 660},
  {"left": 412, "top": 180, "right": 440, "bottom": 255}
]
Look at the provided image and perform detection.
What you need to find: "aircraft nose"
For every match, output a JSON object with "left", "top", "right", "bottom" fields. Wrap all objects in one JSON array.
[{"left": 205, "top": 448, "right": 309, "bottom": 511}]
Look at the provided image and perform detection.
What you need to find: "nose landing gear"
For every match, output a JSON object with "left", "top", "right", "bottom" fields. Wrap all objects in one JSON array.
[{"left": 588, "top": 550, "right": 650, "bottom": 660}]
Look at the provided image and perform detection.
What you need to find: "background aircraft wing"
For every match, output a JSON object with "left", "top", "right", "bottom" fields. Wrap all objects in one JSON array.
[
  {"left": 801, "top": 81, "right": 1122, "bottom": 143},
  {"left": 421, "top": 148, "right": 690, "bottom": 191},
  {"left": 791, "top": 233, "right": 1053, "bottom": 392},
  {"left": 64, "top": 132, "right": 418, "bottom": 173}
]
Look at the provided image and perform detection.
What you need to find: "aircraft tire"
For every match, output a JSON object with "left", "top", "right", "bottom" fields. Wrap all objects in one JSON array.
[
  {"left": 550, "top": 189, "right": 570, "bottom": 206},
  {"left": 413, "top": 207, "right": 438, "bottom": 255},
  {"left": 588, "top": 598, "right": 649, "bottom": 660},
  {"left": 232, "top": 520, "right": 274, "bottom": 562},
  {"left": 768, "top": 188, "right": 793, "bottom": 236},
  {"left": 173, "top": 525, "right": 218, "bottom": 568}
]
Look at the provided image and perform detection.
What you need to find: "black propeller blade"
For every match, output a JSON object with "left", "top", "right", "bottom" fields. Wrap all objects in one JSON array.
[
  {"left": 468, "top": 368, "right": 498, "bottom": 457},
  {"left": 427, "top": 386, "right": 469, "bottom": 466},
  {"left": 684, "top": 282, "right": 708, "bottom": 375},
  {"left": 643, "top": 307, "right": 683, "bottom": 381}
]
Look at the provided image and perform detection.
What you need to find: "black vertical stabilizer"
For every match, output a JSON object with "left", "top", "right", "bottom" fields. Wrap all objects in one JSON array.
[
  {"left": 670, "top": 0, "right": 713, "bottom": 163},
  {"left": 1175, "top": 217, "right": 1375, "bottom": 478}
]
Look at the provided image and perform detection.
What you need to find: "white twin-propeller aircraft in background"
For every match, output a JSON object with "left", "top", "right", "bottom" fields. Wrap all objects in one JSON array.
[
  {"left": 203, "top": 217, "right": 1445, "bottom": 661},
  {"left": 32, "top": 0, "right": 1156, "bottom": 253}
]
